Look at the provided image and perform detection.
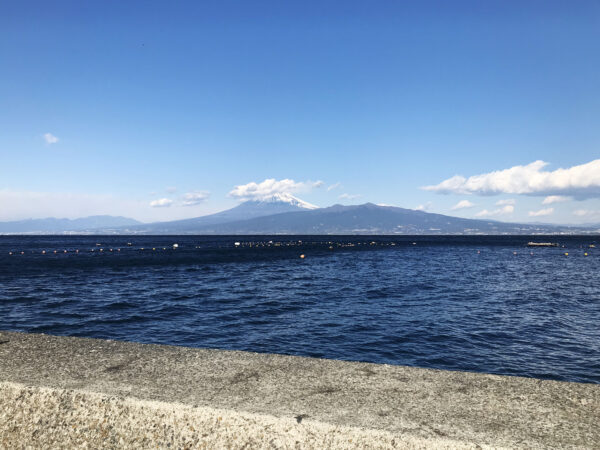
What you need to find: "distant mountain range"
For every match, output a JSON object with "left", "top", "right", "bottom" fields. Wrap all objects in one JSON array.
[
  {"left": 131, "top": 193, "right": 317, "bottom": 234},
  {"left": 148, "top": 202, "right": 593, "bottom": 235},
  {"left": 0, "top": 195, "right": 597, "bottom": 235},
  {"left": 0, "top": 215, "right": 141, "bottom": 234}
]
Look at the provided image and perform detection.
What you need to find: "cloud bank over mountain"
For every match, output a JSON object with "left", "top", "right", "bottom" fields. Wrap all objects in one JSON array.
[
  {"left": 542, "top": 195, "right": 570, "bottom": 205},
  {"left": 451, "top": 200, "right": 475, "bottom": 210},
  {"left": 529, "top": 208, "right": 554, "bottom": 217},
  {"left": 475, "top": 205, "right": 514, "bottom": 217},
  {"left": 182, "top": 191, "right": 210, "bottom": 206},
  {"left": 228, "top": 178, "right": 323, "bottom": 201},
  {"left": 423, "top": 159, "right": 600, "bottom": 198},
  {"left": 149, "top": 198, "right": 173, "bottom": 208}
]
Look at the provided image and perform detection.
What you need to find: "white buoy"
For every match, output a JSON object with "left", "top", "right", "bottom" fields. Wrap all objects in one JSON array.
[{"left": 173, "top": 243, "right": 179, "bottom": 248}]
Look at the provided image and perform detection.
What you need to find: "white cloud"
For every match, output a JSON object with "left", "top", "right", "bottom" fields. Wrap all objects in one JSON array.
[
  {"left": 475, "top": 205, "right": 514, "bottom": 217},
  {"left": 415, "top": 202, "right": 432, "bottom": 211},
  {"left": 339, "top": 193, "right": 362, "bottom": 200},
  {"left": 573, "top": 209, "right": 599, "bottom": 217},
  {"left": 495, "top": 199, "right": 515, "bottom": 206},
  {"left": 0, "top": 189, "right": 218, "bottom": 223},
  {"left": 528, "top": 208, "right": 554, "bottom": 217},
  {"left": 327, "top": 182, "right": 341, "bottom": 191},
  {"left": 229, "top": 178, "right": 323, "bottom": 201},
  {"left": 542, "top": 195, "right": 570, "bottom": 205},
  {"left": 149, "top": 198, "right": 173, "bottom": 208},
  {"left": 451, "top": 200, "right": 475, "bottom": 210},
  {"left": 43, "top": 133, "right": 59, "bottom": 144},
  {"left": 423, "top": 159, "right": 600, "bottom": 198},
  {"left": 166, "top": 186, "right": 177, "bottom": 194},
  {"left": 182, "top": 191, "right": 210, "bottom": 206}
]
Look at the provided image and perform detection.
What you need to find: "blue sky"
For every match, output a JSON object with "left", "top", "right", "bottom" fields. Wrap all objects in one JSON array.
[{"left": 2, "top": 1, "right": 600, "bottom": 223}]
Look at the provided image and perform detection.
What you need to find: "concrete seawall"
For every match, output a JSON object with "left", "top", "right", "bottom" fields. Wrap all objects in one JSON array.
[{"left": 1, "top": 331, "right": 598, "bottom": 448}]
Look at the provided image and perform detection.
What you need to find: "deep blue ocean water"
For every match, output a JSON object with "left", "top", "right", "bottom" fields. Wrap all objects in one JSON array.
[{"left": 1, "top": 235, "right": 599, "bottom": 383}]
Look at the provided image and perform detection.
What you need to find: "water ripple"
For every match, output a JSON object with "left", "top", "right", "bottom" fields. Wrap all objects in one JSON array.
[{"left": 0, "top": 235, "right": 599, "bottom": 383}]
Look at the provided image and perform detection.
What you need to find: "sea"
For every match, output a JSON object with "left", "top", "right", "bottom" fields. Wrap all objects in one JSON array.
[{"left": 1, "top": 235, "right": 598, "bottom": 384}]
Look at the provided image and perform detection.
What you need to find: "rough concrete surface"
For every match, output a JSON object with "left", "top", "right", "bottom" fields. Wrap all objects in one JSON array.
[
  {"left": 0, "top": 331, "right": 598, "bottom": 449},
  {"left": 0, "top": 382, "right": 464, "bottom": 449}
]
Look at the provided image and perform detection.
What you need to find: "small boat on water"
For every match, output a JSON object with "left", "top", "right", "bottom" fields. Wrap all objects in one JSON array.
[{"left": 527, "top": 242, "right": 558, "bottom": 247}]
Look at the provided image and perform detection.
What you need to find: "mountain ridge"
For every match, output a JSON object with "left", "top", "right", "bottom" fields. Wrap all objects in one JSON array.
[
  {"left": 172, "top": 203, "right": 591, "bottom": 235},
  {"left": 0, "top": 215, "right": 142, "bottom": 234},
  {"left": 1, "top": 199, "right": 597, "bottom": 235},
  {"left": 128, "top": 194, "right": 316, "bottom": 233}
]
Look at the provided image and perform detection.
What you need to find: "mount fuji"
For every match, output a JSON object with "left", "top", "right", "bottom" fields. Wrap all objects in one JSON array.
[{"left": 127, "top": 193, "right": 317, "bottom": 234}]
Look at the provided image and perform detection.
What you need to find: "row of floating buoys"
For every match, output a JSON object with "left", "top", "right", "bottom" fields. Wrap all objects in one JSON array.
[
  {"left": 471, "top": 249, "right": 596, "bottom": 257},
  {"left": 6, "top": 244, "right": 183, "bottom": 255},
  {"left": 505, "top": 250, "right": 595, "bottom": 256},
  {"left": 230, "top": 240, "right": 409, "bottom": 249},
  {"left": 6, "top": 240, "right": 597, "bottom": 256},
  {"left": 6, "top": 247, "right": 597, "bottom": 255},
  {"left": 14, "top": 240, "right": 315, "bottom": 254}
]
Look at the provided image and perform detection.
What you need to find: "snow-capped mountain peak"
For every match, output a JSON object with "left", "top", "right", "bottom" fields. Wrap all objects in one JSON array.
[{"left": 256, "top": 193, "right": 318, "bottom": 210}]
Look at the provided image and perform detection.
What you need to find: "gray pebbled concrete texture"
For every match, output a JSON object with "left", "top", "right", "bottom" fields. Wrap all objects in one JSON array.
[{"left": 0, "top": 331, "right": 598, "bottom": 449}]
